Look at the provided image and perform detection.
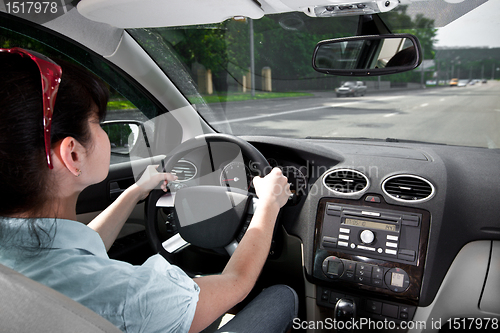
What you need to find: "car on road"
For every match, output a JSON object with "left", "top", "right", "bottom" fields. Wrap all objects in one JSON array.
[
  {"left": 1, "top": 0, "right": 499, "bottom": 332},
  {"left": 457, "top": 79, "right": 469, "bottom": 87},
  {"left": 335, "top": 81, "right": 367, "bottom": 97}
]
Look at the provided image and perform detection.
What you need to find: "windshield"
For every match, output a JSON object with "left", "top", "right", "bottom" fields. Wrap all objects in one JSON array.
[{"left": 129, "top": 1, "right": 500, "bottom": 149}]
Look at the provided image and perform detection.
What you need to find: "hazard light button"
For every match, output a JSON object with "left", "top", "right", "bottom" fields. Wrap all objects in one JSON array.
[{"left": 365, "top": 195, "right": 381, "bottom": 203}]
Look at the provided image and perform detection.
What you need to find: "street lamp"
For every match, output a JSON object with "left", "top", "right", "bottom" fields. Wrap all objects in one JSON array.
[{"left": 249, "top": 18, "right": 255, "bottom": 97}]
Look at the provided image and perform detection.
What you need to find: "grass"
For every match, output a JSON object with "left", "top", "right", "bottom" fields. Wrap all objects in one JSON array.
[
  {"left": 107, "top": 99, "right": 137, "bottom": 110},
  {"left": 188, "top": 91, "right": 313, "bottom": 104},
  {"left": 107, "top": 91, "right": 313, "bottom": 111}
]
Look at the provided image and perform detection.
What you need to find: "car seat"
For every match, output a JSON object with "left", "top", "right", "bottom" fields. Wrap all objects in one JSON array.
[{"left": 0, "top": 263, "right": 121, "bottom": 333}]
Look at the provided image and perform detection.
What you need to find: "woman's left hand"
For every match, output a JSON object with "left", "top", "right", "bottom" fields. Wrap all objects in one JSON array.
[{"left": 135, "top": 165, "right": 177, "bottom": 200}]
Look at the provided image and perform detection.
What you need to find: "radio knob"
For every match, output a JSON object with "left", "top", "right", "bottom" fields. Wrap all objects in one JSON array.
[{"left": 360, "top": 230, "right": 375, "bottom": 244}]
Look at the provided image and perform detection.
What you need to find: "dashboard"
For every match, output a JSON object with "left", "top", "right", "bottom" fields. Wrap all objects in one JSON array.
[
  {"left": 242, "top": 136, "right": 500, "bottom": 329},
  {"left": 138, "top": 134, "right": 500, "bottom": 327}
]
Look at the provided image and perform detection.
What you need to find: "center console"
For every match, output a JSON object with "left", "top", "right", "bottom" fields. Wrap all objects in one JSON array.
[{"left": 311, "top": 195, "right": 430, "bottom": 323}]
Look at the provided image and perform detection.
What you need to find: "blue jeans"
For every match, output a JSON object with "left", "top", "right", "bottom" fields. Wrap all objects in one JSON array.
[{"left": 214, "top": 285, "right": 298, "bottom": 333}]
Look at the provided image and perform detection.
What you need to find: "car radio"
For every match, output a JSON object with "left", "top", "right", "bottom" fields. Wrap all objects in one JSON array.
[
  {"left": 312, "top": 197, "right": 430, "bottom": 303},
  {"left": 320, "top": 203, "right": 421, "bottom": 264}
]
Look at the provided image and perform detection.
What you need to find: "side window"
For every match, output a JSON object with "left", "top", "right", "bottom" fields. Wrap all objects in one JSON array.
[{"left": 0, "top": 25, "right": 164, "bottom": 165}]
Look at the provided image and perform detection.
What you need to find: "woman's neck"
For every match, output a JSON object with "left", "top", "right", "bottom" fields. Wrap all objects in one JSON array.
[{"left": 9, "top": 192, "right": 79, "bottom": 221}]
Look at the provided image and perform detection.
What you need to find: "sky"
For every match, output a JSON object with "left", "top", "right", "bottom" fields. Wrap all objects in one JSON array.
[{"left": 435, "top": 0, "right": 500, "bottom": 48}]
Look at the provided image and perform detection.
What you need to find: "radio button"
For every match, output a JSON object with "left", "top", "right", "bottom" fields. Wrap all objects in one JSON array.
[
  {"left": 372, "top": 278, "right": 383, "bottom": 288},
  {"left": 338, "top": 241, "right": 349, "bottom": 247},
  {"left": 338, "top": 234, "right": 349, "bottom": 240},
  {"left": 360, "top": 230, "right": 375, "bottom": 244},
  {"left": 386, "top": 242, "right": 398, "bottom": 248},
  {"left": 339, "top": 227, "right": 350, "bottom": 234},
  {"left": 385, "top": 249, "right": 397, "bottom": 255},
  {"left": 387, "top": 235, "right": 399, "bottom": 241},
  {"left": 357, "top": 245, "right": 376, "bottom": 252}
]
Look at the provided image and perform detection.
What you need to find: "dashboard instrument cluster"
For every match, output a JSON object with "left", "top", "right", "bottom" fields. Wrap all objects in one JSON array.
[{"left": 167, "top": 155, "right": 309, "bottom": 205}]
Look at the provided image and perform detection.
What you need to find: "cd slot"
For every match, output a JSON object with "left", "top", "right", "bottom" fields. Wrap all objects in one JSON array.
[{"left": 342, "top": 209, "right": 400, "bottom": 222}]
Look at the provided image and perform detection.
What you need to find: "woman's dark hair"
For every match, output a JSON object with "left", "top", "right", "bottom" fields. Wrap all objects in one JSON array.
[{"left": 0, "top": 52, "right": 109, "bottom": 217}]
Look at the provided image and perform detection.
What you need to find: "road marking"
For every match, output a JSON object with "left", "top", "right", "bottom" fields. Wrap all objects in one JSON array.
[
  {"left": 211, "top": 105, "right": 329, "bottom": 124},
  {"left": 211, "top": 95, "right": 404, "bottom": 125},
  {"left": 212, "top": 101, "right": 356, "bottom": 124},
  {"left": 384, "top": 112, "right": 399, "bottom": 118},
  {"left": 373, "top": 96, "right": 404, "bottom": 101}
]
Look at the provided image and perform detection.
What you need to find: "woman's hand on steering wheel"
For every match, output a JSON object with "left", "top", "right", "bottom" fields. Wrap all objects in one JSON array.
[
  {"left": 252, "top": 167, "right": 292, "bottom": 210},
  {"left": 135, "top": 165, "right": 177, "bottom": 201}
]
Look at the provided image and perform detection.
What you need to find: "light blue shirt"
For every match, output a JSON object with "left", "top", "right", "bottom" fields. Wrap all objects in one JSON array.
[{"left": 0, "top": 217, "right": 199, "bottom": 333}]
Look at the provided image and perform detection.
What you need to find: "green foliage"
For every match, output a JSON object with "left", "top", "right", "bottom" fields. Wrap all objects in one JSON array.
[
  {"left": 145, "top": 10, "right": 438, "bottom": 91},
  {"left": 107, "top": 99, "right": 137, "bottom": 110},
  {"left": 103, "top": 124, "right": 133, "bottom": 148},
  {"left": 382, "top": 6, "right": 437, "bottom": 60}
]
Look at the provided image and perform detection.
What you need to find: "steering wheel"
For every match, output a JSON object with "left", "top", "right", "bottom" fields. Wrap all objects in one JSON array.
[{"left": 145, "top": 133, "right": 271, "bottom": 262}]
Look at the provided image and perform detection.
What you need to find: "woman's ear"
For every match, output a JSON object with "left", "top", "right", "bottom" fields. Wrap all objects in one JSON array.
[{"left": 55, "top": 137, "right": 86, "bottom": 177}]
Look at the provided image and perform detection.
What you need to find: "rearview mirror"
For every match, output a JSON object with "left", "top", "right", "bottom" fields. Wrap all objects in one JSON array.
[{"left": 312, "top": 34, "right": 422, "bottom": 76}]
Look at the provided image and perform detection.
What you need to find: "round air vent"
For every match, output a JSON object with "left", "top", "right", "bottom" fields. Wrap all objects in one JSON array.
[
  {"left": 171, "top": 160, "right": 197, "bottom": 181},
  {"left": 323, "top": 169, "right": 369, "bottom": 195},
  {"left": 382, "top": 175, "right": 434, "bottom": 203}
]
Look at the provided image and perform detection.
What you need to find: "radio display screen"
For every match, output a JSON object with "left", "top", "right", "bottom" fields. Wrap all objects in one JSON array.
[{"left": 344, "top": 218, "right": 397, "bottom": 232}]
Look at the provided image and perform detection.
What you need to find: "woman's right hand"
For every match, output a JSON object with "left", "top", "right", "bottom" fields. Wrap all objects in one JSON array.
[{"left": 252, "top": 167, "right": 291, "bottom": 209}]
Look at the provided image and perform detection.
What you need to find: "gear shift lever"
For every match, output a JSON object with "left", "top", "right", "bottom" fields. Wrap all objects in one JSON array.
[{"left": 334, "top": 298, "right": 356, "bottom": 332}]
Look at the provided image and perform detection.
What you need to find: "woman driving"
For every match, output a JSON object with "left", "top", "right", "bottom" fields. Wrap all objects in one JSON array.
[{"left": 0, "top": 48, "right": 297, "bottom": 332}]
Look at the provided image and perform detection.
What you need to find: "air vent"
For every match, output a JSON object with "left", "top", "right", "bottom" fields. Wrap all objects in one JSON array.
[
  {"left": 323, "top": 169, "right": 369, "bottom": 195},
  {"left": 171, "top": 160, "right": 197, "bottom": 181},
  {"left": 382, "top": 175, "right": 434, "bottom": 202}
]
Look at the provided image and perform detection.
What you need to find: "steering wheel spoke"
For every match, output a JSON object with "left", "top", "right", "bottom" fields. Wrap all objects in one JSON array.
[{"left": 162, "top": 233, "right": 190, "bottom": 253}]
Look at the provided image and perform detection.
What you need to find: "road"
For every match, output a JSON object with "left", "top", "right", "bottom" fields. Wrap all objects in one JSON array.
[{"left": 202, "top": 81, "right": 500, "bottom": 149}]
